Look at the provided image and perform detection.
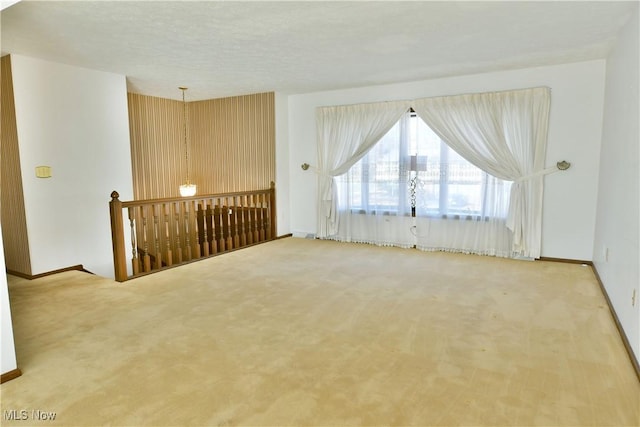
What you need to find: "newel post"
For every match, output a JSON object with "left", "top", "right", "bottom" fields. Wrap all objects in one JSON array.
[
  {"left": 109, "top": 191, "right": 128, "bottom": 282},
  {"left": 270, "top": 181, "right": 277, "bottom": 239}
]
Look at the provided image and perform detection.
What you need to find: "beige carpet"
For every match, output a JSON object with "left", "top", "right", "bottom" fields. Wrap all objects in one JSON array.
[{"left": 1, "top": 237, "right": 638, "bottom": 426}]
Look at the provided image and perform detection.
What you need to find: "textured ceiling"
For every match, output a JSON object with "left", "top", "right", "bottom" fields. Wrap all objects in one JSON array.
[{"left": 1, "top": 1, "right": 636, "bottom": 101}]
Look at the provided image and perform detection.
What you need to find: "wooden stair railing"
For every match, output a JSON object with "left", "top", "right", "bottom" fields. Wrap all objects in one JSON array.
[{"left": 110, "top": 183, "right": 276, "bottom": 282}]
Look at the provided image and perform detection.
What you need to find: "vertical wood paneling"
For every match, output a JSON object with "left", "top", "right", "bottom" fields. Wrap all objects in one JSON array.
[
  {"left": 128, "top": 93, "right": 186, "bottom": 200},
  {"left": 128, "top": 92, "right": 275, "bottom": 200},
  {"left": 1, "top": 55, "right": 32, "bottom": 275},
  {"left": 190, "top": 92, "right": 275, "bottom": 194}
]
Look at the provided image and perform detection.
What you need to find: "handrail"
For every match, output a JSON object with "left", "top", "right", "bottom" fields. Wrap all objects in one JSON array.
[
  {"left": 118, "top": 187, "right": 275, "bottom": 207},
  {"left": 109, "top": 182, "right": 276, "bottom": 282}
]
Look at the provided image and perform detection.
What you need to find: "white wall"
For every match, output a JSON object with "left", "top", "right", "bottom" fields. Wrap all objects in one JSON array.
[
  {"left": 287, "top": 60, "right": 607, "bottom": 260},
  {"left": 593, "top": 5, "right": 639, "bottom": 362},
  {"left": 274, "top": 92, "right": 291, "bottom": 236},
  {"left": 11, "top": 55, "right": 134, "bottom": 278},
  {"left": 0, "top": 226, "right": 18, "bottom": 376}
]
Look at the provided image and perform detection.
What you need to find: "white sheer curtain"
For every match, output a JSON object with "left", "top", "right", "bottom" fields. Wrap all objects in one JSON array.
[
  {"left": 316, "top": 100, "right": 411, "bottom": 238},
  {"left": 413, "top": 87, "right": 550, "bottom": 258},
  {"left": 412, "top": 176, "right": 513, "bottom": 257},
  {"left": 410, "top": 115, "right": 514, "bottom": 257},
  {"left": 333, "top": 117, "right": 414, "bottom": 247},
  {"left": 333, "top": 112, "right": 514, "bottom": 255}
]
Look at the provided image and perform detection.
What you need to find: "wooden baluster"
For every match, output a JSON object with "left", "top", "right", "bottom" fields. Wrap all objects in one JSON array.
[
  {"left": 210, "top": 201, "right": 216, "bottom": 252},
  {"left": 238, "top": 195, "right": 247, "bottom": 247},
  {"left": 221, "top": 199, "right": 228, "bottom": 250},
  {"left": 258, "top": 193, "right": 266, "bottom": 242},
  {"left": 128, "top": 206, "right": 140, "bottom": 275},
  {"left": 232, "top": 196, "right": 240, "bottom": 249},
  {"left": 209, "top": 198, "right": 220, "bottom": 254},
  {"left": 222, "top": 199, "right": 229, "bottom": 250},
  {"left": 205, "top": 201, "right": 215, "bottom": 254},
  {"left": 216, "top": 201, "right": 225, "bottom": 252},
  {"left": 164, "top": 203, "right": 173, "bottom": 267},
  {"left": 264, "top": 191, "right": 271, "bottom": 241},
  {"left": 153, "top": 204, "right": 163, "bottom": 269},
  {"left": 183, "top": 201, "right": 193, "bottom": 261},
  {"left": 191, "top": 200, "right": 201, "bottom": 259},
  {"left": 211, "top": 202, "right": 218, "bottom": 252},
  {"left": 173, "top": 202, "right": 183, "bottom": 264},
  {"left": 245, "top": 195, "right": 252, "bottom": 246},
  {"left": 243, "top": 195, "right": 250, "bottom": 245},
  {"left": 265, "top": 191, "right": 272, "bottom": 240},
  {"left": 221, "top": 199, "right": 227, "bottom": 251},
  {"left": 269, "top": 181, "right": 277, "bottom": 240},
  {"left": 141, "top": 205, "right": 151, "bottom": 272},
  {"left": 225, "top": 197, "right": 234, "bottom": 250},
  {"left": 199, "top": 202, "right": 210, "bottom": 257},
  {"left": 245, "top": 194, "right": 253, "bottom": 245},
  {"left": 196, "top": 202, "right": 202, "bottom": 256},
  {"left": 205, "top": 201, "right": 213, "bottom": 256},
  {"left": 252, "top": 194, "right": 260, "bottom": 243},
  {"left": 253, "top": 194, "right": 260, "bottom": 242}
]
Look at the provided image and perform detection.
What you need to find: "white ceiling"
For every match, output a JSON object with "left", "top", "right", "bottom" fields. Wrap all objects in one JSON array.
[{"left": 1, "top": 1, "right": 636, "bottom": 101}]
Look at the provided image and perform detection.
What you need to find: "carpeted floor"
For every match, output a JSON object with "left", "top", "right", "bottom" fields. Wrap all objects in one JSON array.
[{"left": 1, "top": 237, "right": 639, "bottom": 426}]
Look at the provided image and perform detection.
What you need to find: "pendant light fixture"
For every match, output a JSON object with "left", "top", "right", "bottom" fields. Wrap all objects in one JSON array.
[{"left": 178, "top": 86, "right": 197, "bottom": 197}]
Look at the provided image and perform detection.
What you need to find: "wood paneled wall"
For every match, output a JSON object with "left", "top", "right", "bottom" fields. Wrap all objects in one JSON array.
[
  {"left": 128, "top": 92, "right": 275, "bottom": 200},
  {"left": 190, "top": 92, "right": 275, "bottom": 194},
  {"left": 1, "top": 55, "right": 32, "bottom": 275},
  {"left": 128, "top": 93, "right": 185, "bottom": 200}
]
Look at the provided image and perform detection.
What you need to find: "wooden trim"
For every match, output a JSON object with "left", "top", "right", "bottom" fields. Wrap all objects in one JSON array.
[
  {"left": 276, "top": 233, "right": 293, "bottom": 240},
  {"left": 538, "top": 256, "right": 592, "bottom": 265},
  {"left": 6, "top": 264, "right": 87, "bottom": 280},
  {"left": 109, "top": 192, "right": 128, "bottom": 282},
  {"left": 120, "top": 187, "right": 275, "bottom": 208},
  {"left": 589, "top": 264, "right": 640, "bottom": 382},
  {"left": 270, "top": 181, "right": 277, "bottom": 240},
  {"left": 538, "top": 257, "right": 639, "bottom": 381},
  {"left": 1, "top": 368, "right": 22, "bottom": 384}
]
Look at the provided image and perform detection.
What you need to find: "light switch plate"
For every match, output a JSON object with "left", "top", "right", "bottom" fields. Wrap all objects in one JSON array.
[{"left": 35, "top": 166, "right": 52, "bottom": 178}]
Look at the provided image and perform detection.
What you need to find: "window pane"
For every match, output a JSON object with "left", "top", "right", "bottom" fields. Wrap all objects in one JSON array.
[
  {"left": 411, "top": 116, "right": 441, "bottom": 216},
  {"left": 370, "top": 122, "right": 400, "bottom": 211},
  {"left": 445, "top": 146, "right": 484, "bottom": 216},
  {"left": 337, "top": 121, "right": 405, "bottom": 213},
  {"left": 337, "top": 113, "right": 511, "bottom": 219}
]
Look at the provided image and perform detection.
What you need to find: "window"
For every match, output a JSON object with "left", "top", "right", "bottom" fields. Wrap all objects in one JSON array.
[{"left": 337, "top": 112, "right": 511, "bottom": 219}]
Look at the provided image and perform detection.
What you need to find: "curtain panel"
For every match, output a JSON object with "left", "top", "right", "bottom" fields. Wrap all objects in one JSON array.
[
  {"left": 413, "top": 87, "right": 551, "bottom": 258},
  {"left": 316, "top": 87, "right": 550, "bottom": 258},
  {"left": 316, "top": 100, "right": 411, "bottom": 237}
]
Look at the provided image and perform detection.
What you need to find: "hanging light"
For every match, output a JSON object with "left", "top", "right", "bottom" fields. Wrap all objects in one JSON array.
[{"left": 178, "top": 86, "right": 197, "bottom": 197}]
